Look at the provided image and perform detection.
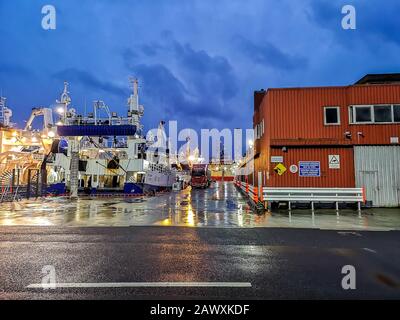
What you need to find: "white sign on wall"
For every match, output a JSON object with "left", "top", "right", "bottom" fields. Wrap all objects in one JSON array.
[
  {"left": 289, "top": 164, "right": 298, "bottom": 174},
  {"left": 329, "top": 155, "right": 340, "bottom": 169},
  {"left": 271, "top": 156, "right": 284, "bottom": 163}
]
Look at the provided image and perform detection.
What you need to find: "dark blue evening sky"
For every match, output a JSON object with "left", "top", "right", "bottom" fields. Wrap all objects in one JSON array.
[{"left": 0, "top": 0, "right": 399, "bottom": 132}]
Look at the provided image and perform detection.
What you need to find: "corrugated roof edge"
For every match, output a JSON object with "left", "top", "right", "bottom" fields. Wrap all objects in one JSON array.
[{"left": 263, "top": 83, "right": 400, "bottom": 93}]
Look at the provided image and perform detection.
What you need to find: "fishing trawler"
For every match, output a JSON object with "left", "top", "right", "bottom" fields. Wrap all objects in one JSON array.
[
  {"left": 144, "top": 121, "right": 177, "bottom": 192},
  {"left": 49, "top": 78, "right": 178, "bottom": 196},
  {"left": 0, "top": 78, "right": 183, "bottom": 200}
]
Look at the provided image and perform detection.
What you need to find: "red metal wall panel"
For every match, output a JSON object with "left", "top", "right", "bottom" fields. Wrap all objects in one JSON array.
[
  {"left": 267, "top": 147, "right": 355, "bottom": 188},
  {"left": 263, "top": 84, "right": 400, "bottom": 146}
]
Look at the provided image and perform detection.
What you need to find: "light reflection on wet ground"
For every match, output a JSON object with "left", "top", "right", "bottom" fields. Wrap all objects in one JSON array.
[{"left": 0, "top": 182, "right": 399, "bottom": 230}]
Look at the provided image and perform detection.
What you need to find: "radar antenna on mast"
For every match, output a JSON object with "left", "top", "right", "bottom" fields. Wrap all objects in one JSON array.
[
  {"left": 56, "top": 81, "right": 72, "bottom": 124},
  {"left": 58, "top": 81, "right": 71, "bottom": 105}
]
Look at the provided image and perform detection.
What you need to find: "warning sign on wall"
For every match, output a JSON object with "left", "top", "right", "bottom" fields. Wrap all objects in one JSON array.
[
  {"left": 274, "top": 163, "right": 287, "bottom": 176},
  {"left": 329, "top": 155, "right": 340, "bottom": 169}
]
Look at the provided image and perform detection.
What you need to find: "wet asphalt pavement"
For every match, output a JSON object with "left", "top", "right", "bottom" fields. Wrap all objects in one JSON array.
[
  {"left": 1, "top": 182, "right": 400, "bottom": 230},
  {"left": 0, "top": 182, "right": 399, "bottom": 300},
  {"left": 0, "top": 226, "right": 399, "bottom": 299}
]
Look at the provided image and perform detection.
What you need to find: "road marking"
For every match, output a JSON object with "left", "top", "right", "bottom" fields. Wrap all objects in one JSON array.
[
  {"left": 363, "top": 248, "right": 377, "bottom": 253},
  {"left": 26, "top": 282, "right": 252, "bottom": 289}
]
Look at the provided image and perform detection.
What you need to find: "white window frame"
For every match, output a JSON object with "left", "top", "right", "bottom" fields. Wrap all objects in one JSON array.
[
  {"left": 254, "top": 124, "right": 259, "bottom": 140},
  {"left": 255, "top": 120, "right": 265, "bottom": 139},
  {"left": 394, "top": 105, "right": 400, "bottom": 122},
  {"left": 324, "top": 106, "right": 341, "bottom": 126},
  {"left": 261, "top": 119, "right": 265, "bottom": 136},
  {"left": 349, "top": 104, "right": 400, "bottom": 124}
]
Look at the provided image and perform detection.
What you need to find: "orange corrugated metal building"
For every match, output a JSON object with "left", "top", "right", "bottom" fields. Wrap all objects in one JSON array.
[{"left": 251, "top": 74, "right": 400, "bottom": 198}]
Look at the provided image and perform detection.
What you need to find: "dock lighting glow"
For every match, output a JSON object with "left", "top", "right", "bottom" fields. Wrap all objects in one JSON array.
[
  {"left": 99, "top": 149, "right": 105, "bottom": 153},
  {"left": 248, "top": 140, "right": 254, "bottom": 147},
  {"left": 31, "top": 137, "right": 38, "bottom": 143},
  {"left": 11, "top": 131, "right": 17, "bottom": 137},
  {"left": 48, "top": 131, "right": 55, "bottom": 138},
  {"left": 188, "top": 155, "right": 195, "bottom": 162},
  {"left": 56, "top": 121, "right": 63, "bottom": 126},
  {"left": 57, "top": 107, "right": 64, "bottom": 114},
  {"left": 10, "top": 137, "right": 17, "bottom": 143}
]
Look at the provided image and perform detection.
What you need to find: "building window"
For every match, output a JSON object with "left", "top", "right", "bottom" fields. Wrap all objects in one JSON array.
[
  {"left": 255, "top": 124, "right": 260, "bottom": 139},
  {"left": 324, "top": 107, "right": 340, "bottom": 125},
  {"left": 374, "top": 105, "right": 392, "bottom": 122},
  {"left": 349, "top": 104, "right": 400, "bottom": 124},
  {"left": 394, "top": 105, "right": 400, "bottom": 122},
  {"left": 255, "top": 120, "right": 265, "bottom": 139},
  {"left": 355, "top": 106, "right": 372, "bottom": 122},
  {"left": 261, "top": 119, "right": 265, "bottom": 135}
]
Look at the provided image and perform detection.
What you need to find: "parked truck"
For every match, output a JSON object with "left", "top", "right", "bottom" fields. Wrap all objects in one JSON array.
[{"left": 191, "top": 164, "right": 211, "bottom": 188}]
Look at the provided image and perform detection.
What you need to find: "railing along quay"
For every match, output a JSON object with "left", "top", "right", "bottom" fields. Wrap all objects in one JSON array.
[{"left": 234, "top": 180, "right": 365, "bottom": 213}]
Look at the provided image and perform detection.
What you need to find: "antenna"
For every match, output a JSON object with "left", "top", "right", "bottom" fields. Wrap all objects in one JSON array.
[{"left": 84, "top": 97, "right": 87, "bottom": 117}]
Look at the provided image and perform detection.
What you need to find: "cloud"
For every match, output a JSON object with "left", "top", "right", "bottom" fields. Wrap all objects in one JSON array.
[
  {"left": 126, "top": 62, "right": 234, "bottom": 127},
  {"left": 52, "top": 68, "right": 126, "bottom": 97},
  {"left": 234, "top": 36, "right": 308, "bottom": 70},
  {"left": 123, "top": 37, "right": 239, "bottom": 126},
  {"left": 141, "top": 43, "right": 163, "bottom": 57},
  {"left": 172, "top": 41, "right": 238, "bottom": 99},
  {"left": 308, "top": 0, "right": 400, "bottom": 47}
]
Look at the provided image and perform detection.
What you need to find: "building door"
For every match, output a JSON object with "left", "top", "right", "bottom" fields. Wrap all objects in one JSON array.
[
  {"left": 358, "top": 171, "right": 378, "bottom": 206},
  {"left": 258, "top": 171, "right": 263, "bottom": 197},
  {"left": 354, "top": 146, "right": 400, "bottom": 207}
]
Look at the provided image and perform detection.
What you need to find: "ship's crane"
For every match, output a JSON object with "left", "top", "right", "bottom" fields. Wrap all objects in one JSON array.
[{"left": 24, "top": 107, "right": 54, "bottom": 131}]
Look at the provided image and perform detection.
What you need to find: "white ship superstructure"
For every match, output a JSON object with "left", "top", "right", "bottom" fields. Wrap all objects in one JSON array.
[{"left": 49, "top": 80, "right": 147, "bottom": 194}]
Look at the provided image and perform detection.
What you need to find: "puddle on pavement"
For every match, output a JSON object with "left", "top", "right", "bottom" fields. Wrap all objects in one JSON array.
[{"left": 0, "top": 182, "right": 399, "bottom": 230}]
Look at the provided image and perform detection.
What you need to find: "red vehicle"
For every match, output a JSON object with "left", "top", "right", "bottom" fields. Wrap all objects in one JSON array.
[{"left": 191, "top": 164, "right": 211, "bottom": 188}]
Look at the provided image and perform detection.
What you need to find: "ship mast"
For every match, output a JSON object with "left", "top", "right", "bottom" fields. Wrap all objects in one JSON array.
[
  {"left": 127, "top": 77, "right": 144, "bottom": 132},
  {"left": 56, "top": 81, "right": 71, "bottom": 124}
]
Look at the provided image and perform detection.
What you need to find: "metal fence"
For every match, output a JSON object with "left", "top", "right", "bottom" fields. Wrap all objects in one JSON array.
[{"left": 0, "top": 169, "right": 46, "bottom": 203}]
